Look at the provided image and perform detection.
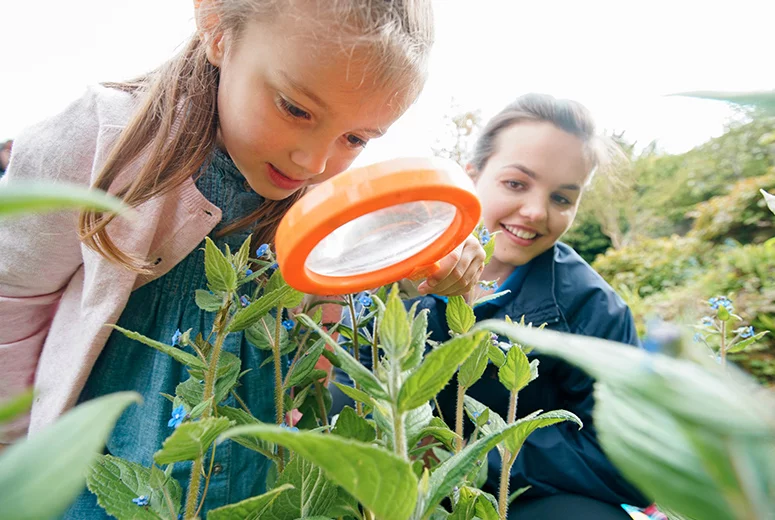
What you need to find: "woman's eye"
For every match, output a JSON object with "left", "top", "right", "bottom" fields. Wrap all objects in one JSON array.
[
  {"left": 345, "top": 134, "right": 367, "bottom": 148},
  {"left": 505, "top": 180, "right": 524, "bottom": 190},
  {"left": 552, "top": 194, "right": 572, "bottom": 205},
  {"left": 279, "top": 97, "right": 311, "bottom": 120}
]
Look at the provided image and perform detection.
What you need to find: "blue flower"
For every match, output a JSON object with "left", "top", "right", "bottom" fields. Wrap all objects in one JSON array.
[
  {"left": 280, "top": 423, "right": 299, "bottom": 432},
  {"left": 270, "top": 262, "right": 278, "bottom": 270},
  {"left": 471, "top": 410, "right": 481, "bottom": 419},
  {"left": 358, "top": 294, "right": 373, "bottom": 308},
  {"left": 171, "top": 329, "right": 182, "bottom": 346},
  {"left": 282, "top": 319, "right": 295, "bottom": 331},
  {"left": 245, "top": 268, "right": 253, "bottom": 276},
  {"left": 740, "top": 326, "right": 754, "bottom": 339},
  {"left": 132, "top": 495, "right": 149, "bottom": 507},
  {"left": 256, "top": 244, "right": 270, "bottom": 257},
  {"left": 709, "top": 296, "right": 733, "bottom": 311},
  {"left": 240, "top": 295, "right": 250, "bottom": 307},
  {"left": 701, "top": 316, "right": 714, "bottom": 327},
  {"left": 490, "top": 333, "right": 499, "bottom": 345},
  {"left": 479, "top": 228, "right": 491, "bottom": 245},
  {"left": 693, "top": 332, "right": 703, "bottom": 343},
  {"left": 168, "top": 405, "right": 186, "bottom": 429}
]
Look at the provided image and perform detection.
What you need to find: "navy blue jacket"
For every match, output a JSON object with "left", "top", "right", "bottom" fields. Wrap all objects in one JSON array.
[
  {"left": 332, "top": 242, "right": 650, "bottom": 507},
  {"left": 419, "top": 243, "right": 649, "bottom": 507}
]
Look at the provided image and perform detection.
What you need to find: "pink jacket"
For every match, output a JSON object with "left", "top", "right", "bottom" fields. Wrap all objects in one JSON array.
[{"left": 0, "top": 86, "right": 224, "bottom": 441}]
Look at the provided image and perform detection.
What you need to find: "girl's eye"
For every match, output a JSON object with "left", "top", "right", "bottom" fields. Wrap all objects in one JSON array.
[
  {"left": 279, "top": 97, "right": 311, "bottom": 120},
  {"left": 345, "top": 134, "right": 367, "bottom": 148},
  {"left": 504, "top": 180, "right": 525, "bottom": 190},
  {"left": 552, "top": 193, "right": 572, "bottom": 206}
]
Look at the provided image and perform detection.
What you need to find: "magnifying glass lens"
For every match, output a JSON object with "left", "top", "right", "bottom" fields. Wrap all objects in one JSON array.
[{"left": 305, "top": 200, "right": 457, "bottom": 277}]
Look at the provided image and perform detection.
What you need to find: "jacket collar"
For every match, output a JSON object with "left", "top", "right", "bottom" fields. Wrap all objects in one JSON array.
[{"left": 500, "top": 244, "right": 570, "bottom": 332}]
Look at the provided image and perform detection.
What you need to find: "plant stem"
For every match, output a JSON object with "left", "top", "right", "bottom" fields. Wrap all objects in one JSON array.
[
  {"left": 185, "top": 306, "right": 229, "bottom": 518},
  {"left": 498, "top": 390, "right": 519, "bottom": 520},
  {"left": 392, "top": 404, "right": 407, "bottom": 460},
  {"left": 314, "top": 380, "right": 329, "bottom": 427},
  {"left": 273, "top": 305, "right": 286, "bottom": 471},
  {"left": 194, "top": 442, "right": 217, "bottom": 519},
  {"left": 720, "top": 320, "right": 727, "bottom": 369},
  {"left": 347, "top": 295, "right": 364, "bottom": 417},
  {"left": 455, "top": 382, "right": 466, "bottom": 453}
]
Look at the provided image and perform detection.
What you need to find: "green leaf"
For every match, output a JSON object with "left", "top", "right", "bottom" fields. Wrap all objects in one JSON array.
[
  {"left": 502, "top": 409, "right": 581, "bottom": 454},
  {"left": 265, "top": 270, "right": 305, "bottom": 309},
  {"left": 0, "top": 181, "right": 132, "bottom": 218},
  {"left": 405, "top": 402, "right": 434, "bottom": 448},
  {"left": 483, "top": 234, "right": 496, "bottom": 263},
  {"left": 215, "top": 406, "right": 276, "bottom": 458},
  {"left": 287, "top": 338, "right": 326, "bottom": 388},
  {"left": 728, "top": 331, "right": 769, "bottom": 353},
  {"left": 221, "top": 425, "right": 418, "bottom": 520},
  {"left": 86, "top": 455, "right": 182, "bottom": 520},
  {"left": 498, "top": 344, "right": 534, "bottom": 393},
  {"left": 458, "top": 335, "right": 489, "bottom": 389},
  {"left": 204, "top": 236, "right": 237, "bottom": 293},
  {"left": 397, "top": 332, "right": 486, "bottom": 412},
  {"left": 449, "top": 486, "right": 477, "bottom": 520},
  {"left": 415, "top": 417, "right": 459, "bottom": 452},
  {"left": 421, "top": 419, "right": 538, "bottom": 518},
  {"left": 487, "top": 343, "right": 506, "bottom": 367},
  {"left": 208, "top": 483, "right": 294, "bottom": 520},
  {"left": 186, "top": 351, "right": 242, "bottom": 406},
  {"left": 446, "top": 296, "right": 476, "bottom": 335},
  {"left": 228, "top": 285, "right": 293, "bottom": 332},
  {"left": 0, "top": 392, "right": 141, "bottom": 520},
  {"left": 380, "top": 285, "right": 410, "bottom": 358},
  {"left": 154, "top": 417, "right": 232, "bottom": 464},
  {"left": 0, "top": 390, "right": 34, "bottom": 424},
  {"left": 463, "top": 395, "right": 507, "bottom": 456},
  {"left": 331, "top": 382, "right": 375, "bottom": 408},
  {"left": 403, "top": 308, "right": 429, "bottom": 370},
  {"left": 195, "top": 289, "right": 222, "bottom": 312},
  {"left": 472, "top": 289, "right": 512, "bottom": 308},
  {"left": 246, "top": 315, "right": 289, "bottom": 353},
  {"left": 234, "top": 235, "right": 253, "bottom": 270},
  {"left": 332, "top": 406, "right": 376, "bottom": 443},
  {"left": 297, "top": 314, "right": 390, "bottom": 401},
  {"left": 110, "top": 325, "right": 206, "bottom": 370}
]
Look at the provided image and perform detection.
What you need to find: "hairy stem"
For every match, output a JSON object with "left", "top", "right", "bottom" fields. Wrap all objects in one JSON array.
[
  {"left": 347, "top": 295, "right": 364, "bottom": 417},
  {"left": 273, "top": 305, "right": 286, "bottom": 470},
  {"left": 498, "top": 391, "right": 519, "bottom": 519},
  {"left": 455, "top": 382, "right": 466, "bottom": 453}
]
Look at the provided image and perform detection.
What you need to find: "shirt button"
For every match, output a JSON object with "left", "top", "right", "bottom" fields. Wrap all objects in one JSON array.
[{"left": 213, "top": 463, "right": 223, "bottom": 474}]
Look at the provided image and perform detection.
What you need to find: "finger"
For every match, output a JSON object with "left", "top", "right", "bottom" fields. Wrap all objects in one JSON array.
[
  {"left": 428, "top": 242, "right": 484, "bottom": 295},
  {"left": 435, "top": 257, "right": 485, "bottom": 297}
]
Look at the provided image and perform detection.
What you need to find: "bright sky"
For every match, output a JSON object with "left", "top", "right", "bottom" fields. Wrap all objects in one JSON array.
[{"left": 4, "top": 0, "right": 774, "bottom": 167}]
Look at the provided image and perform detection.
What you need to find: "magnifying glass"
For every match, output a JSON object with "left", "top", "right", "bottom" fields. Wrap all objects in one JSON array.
[{"left": 275, "top": 157, "right": 482, "bottom": 295}]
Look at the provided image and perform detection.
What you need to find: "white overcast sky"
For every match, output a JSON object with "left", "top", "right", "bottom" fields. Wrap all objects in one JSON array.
[{"left": 3, "top": 0, "right": 774, "bottom": 166}]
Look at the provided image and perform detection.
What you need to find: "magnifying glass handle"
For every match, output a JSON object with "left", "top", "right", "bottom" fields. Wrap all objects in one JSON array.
[{"left": 407, "top": 261, "right": 441, "bottom": 281}]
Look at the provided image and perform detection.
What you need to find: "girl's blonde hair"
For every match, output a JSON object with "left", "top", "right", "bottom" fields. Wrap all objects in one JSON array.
[{"left": 79, "top": 0, "right": 434, "bottom": 272}]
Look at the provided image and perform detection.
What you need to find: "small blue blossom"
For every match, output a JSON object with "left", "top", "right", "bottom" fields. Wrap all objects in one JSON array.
[
  {"left": 171, "top": 329, "right": 182, "bottom": 346},
  {"left": 358, "top": 294, "right": 373, "bottom": 308},
  {"left": 471, "top": 410, "right": 481, "bottom": 419},
  {"left": 740, "top": 326, "right": 754, "bottom": 339},
  {"left": 168, "top": 405, "right": 186, "bottom": 429},
  {"left": 490, "top": 333, "right": 499, "bottom": 345},
  {"left": 240, "top": 295, "right": 250, "bottom": 307},
  {"left": 709, "top": 296, "right": 733, "bottom": 312},
  {"left": 256, "top": 244, "right": 270, "bottom": 257},
  {"left": 479, "top": 228, "right": 491, "bottom": 245},
  {"left": 693, "top": 332, "right": 703, "bottom": 343},
  {"left": 132, "top": 495, "right": 149, "bottom": 507},
  {"left": 280, "top": 423, "right": 299, "bottom": 432},
  {"left": 701, "top": 316, "right": 714, "bottom": 327},
  {"left": 270, "top": 262, "right": 279, "bottom": 270},
  {"left": 245, "top": 268, "right": 253, "bottom": 276},
  {"left": 282, "top": 319, "right": 295, "bottom": 331}
]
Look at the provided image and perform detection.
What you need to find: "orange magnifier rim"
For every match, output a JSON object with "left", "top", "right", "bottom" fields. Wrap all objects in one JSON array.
[{"left": 275, "top": 157, "right": 482, "bottom": 295}]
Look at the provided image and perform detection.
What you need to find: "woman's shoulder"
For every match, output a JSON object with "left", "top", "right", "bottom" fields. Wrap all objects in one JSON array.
[{"left": 551, "top": 242, "right": 637, "bottom": 342}]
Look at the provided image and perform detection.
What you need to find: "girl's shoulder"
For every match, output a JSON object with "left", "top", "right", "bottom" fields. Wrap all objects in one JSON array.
[{"left": 9, "top": 85, "right": 138, "bottom": 185}]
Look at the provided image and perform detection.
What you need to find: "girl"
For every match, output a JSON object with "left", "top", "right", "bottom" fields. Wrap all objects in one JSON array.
[
  {"left": 0, "top": 0, "right": 485, "bottom": 516},
  {"left": 395, "top": 94, "right": 650, "bottom": 518}
]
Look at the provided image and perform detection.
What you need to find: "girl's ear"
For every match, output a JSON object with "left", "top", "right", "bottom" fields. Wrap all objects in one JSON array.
[
  {"left": 194, "top": 0, "right": 226, "bottom": 67},
  {"left": 465, "top": 162, "right": 480, "bottom": 183}
]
